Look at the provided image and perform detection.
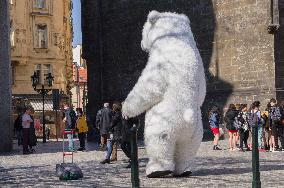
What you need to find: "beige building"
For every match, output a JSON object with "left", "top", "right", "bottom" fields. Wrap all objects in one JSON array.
[
  {"left": 71, "top": 45, "right": 87, "bottom": 111},
  {"left": 9, "top": 0, "right": 73, "bottom": 138},
  {"left": 10, "top": 0, "right": 73, "bottom": 96}
]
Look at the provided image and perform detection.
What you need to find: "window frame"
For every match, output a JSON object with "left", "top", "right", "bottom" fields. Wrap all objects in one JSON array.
[
  {"left": 35, "top": 24, "right": 48, "bottom": 49},
  {"left": 34, "top": 0, "right": 46, "bottom": 9},
  {"left": 35, "top": 64, "right": 53, "bottom": 85}
]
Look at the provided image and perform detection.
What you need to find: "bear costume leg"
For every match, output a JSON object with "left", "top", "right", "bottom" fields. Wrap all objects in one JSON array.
[
  {"left": 144, "top": 113, "right": 176, "bottom": 177},
  {"left": 174, "top": 112, "right": 203, "bottom": 176}
]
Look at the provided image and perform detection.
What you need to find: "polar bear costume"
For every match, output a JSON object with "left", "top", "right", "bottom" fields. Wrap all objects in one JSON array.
[{"left": 122, "top": 10, "right": 206, "bottom": 178}]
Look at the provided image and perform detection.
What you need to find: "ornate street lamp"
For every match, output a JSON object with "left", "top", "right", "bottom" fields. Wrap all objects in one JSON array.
[{"left": 31, "top": 71, "right": 54, "bottom": 143}]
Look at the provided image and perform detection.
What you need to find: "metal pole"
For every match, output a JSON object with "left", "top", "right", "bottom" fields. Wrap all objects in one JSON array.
[
  {"left": 42, "top": 85, "right": 46, "bottom": 143},
  {"left": 130, "top": 125, "right": 140, "bottom": 188},
  {"left": 252, "top": 119, "right": 261, "bottom": 188}
]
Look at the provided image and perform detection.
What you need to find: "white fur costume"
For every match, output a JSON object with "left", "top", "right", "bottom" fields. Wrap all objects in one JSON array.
[{"left": 122, "top": 10, "right": 206, "bottom": 176}]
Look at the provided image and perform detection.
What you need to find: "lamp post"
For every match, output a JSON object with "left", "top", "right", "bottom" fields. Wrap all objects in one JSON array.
[{"left": 31, "top": 71, "right": 54, "bottom": 143}]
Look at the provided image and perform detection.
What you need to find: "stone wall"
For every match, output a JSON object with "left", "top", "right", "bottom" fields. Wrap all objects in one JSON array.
[
  {"left": 211, "top": 0, "right": 275, "bottom": 110},
  {"left": 275, "top": 0, "right": 284, "bottom": 103},
  {"left": 82, "top": 0, "right": 278, "bottom": 131}
]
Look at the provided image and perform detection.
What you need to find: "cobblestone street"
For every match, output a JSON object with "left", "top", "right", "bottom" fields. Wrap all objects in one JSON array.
[{"left": 0, "top": 139, "right": 284, "bottom": 188}]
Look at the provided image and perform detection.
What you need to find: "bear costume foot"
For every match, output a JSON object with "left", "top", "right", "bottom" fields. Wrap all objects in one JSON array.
[
  {"left": 173, "top": 171, "right": 192, "bottom": 178},
  {"left": 147, "top": 170, "right": 172, "bottom": 178}
]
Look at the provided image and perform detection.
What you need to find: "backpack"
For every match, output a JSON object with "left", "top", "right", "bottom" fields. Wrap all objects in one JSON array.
[
  {"left": 247, "top": 111, "right": 264, "bottom": 127},
  {"left": 233, "top": 115, "right": 242, "bottom": 130},
  {"left": 69, "top": 109, "right": 77, "bottom": 129},
  {"left": 270, "top": 106, "right": 282, "bottom": 122}
]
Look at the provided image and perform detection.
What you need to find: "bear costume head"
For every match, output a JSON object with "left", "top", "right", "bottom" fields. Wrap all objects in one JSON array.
[{"left": 141, "top": 10, "right": 192, "bottom": 52}]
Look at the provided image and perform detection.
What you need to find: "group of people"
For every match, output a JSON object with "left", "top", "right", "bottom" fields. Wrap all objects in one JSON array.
[
  {"left": 14, "top": 102, "right": 88, "bottom": 155},
  {"left": 62, "top": 103, "right": 88, "bottom": 152},
  {"left": 96, "top": 102, "right": 138, "bottom": 167},
  {"left": 209, "top": 98, "right": 284, "bottom": 152},
  {"left": 14, "top": 106, "right": 37, "bottom": 155}
]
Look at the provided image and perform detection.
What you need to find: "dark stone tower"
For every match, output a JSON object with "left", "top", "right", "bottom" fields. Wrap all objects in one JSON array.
[{"left": 81, "top": 0, "right": 283, "bottom": 136}]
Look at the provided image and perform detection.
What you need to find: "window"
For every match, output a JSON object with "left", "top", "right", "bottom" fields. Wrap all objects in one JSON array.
[
  {"left": 34, "top": 0, "right": 46, "bottom": 9},
  {"left": 36, "top": 25, "right": 47, "bottom": 48},
  {"left": 43, "top": 64, "right": 52, "bottom": 85},
  {"left": 35, "top": 64, "right": 42, "bottom": 84},
  {"left": 10, "top": 20, "right": 15, "bottom": 47},
  {"left": 35, "top": 64, "right": 53, "bottom": 85}
]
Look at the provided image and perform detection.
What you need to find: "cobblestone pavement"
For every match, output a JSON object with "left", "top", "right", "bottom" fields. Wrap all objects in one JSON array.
[{"left": 0, "top": 139, "right": 284, "bottom": 188}]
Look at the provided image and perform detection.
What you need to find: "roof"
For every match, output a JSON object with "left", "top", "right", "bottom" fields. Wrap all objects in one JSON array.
[{"left": 73, "top": 65, "right": 87, "bottom": 83}]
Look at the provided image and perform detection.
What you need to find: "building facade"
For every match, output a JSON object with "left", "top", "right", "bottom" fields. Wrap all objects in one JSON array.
[
  {"left": 81, "top": 0, "right": 284, "bottom": 130},
  {"left": 71, "top": 45, "right": 88, "bottom": 111},
  {"left": 10, "top": 0, "right": 73, "bottom": 98}
]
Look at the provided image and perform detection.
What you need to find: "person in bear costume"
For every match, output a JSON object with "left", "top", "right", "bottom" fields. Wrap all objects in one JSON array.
[{"left": 122, "top": 10, "right": 206, "bottom": 178}]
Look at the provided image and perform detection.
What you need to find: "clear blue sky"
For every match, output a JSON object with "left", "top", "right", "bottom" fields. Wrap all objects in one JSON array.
[{"left": 72, "top": 0, "right": 82, "bottom": 47}]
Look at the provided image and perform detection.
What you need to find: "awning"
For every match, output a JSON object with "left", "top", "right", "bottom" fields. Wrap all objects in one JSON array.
[{"left": 30, "top": 99, "right": 53, "bottom": 111}]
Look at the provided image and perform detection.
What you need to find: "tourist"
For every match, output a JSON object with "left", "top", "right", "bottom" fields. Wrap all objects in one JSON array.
[
  {"left": 268, "top": 98, "right": 282, "bottom": 152},
  {"left": 22, "top": 106, "right": 33, "bottom": 155},
  {"left": 277, "top": 100, "right": 284, "bottom": 151},
  {"left": 253, "top": 101, "right": 266, "bottom": 151},
  {"left": 208, "top": 106, "right": 222, "bottom": 150},
  {"left": 63, "top": 102, "right": 76, "bottom": 152},
  {"left": 101, "top": 102, "right": 122, "bottom": 164},
  {"left": 224, "top": 104, "right": 238, "bottom": 151},
  {"left": 235, "top": 104, "right": 241, "bottom": 147},
  {"left": 96, "top": 103, "right": 113, "bottom": 151},
  {"left": 237, "top": 104, "right": 250, "bottom": 152},
  {"left": 28, "top": 111, "right": 37, "bottom": 153},
  {"left": 261, "top": 103, "right": 270, "bottom": 150},
  {"left": 248, "top": 101, "right": 266, "bottom": 152},
  {"left": 76, "top": 108, "right": 88, "bottom": 151},
  {"left": 14, "top": 113, "right": 23, "bottom": 146}
]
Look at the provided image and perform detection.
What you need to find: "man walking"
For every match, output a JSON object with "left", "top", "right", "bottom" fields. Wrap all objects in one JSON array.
[
  {"left": 96, "top": 103, "right": 113, "bottom": 150},
  {"left": 101, "top": 102, "right": 122, "bottom": 164}
]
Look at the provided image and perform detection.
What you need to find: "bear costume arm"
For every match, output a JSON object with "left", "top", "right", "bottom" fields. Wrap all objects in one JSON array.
[
  {"left": 122, "top": 61, "right": 168, "bottom": 118},
  {"left": 198, "top": 65, "right": 206, "bottom": 107}
]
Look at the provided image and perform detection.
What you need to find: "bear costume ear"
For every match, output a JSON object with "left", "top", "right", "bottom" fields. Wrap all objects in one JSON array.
[{"left": 148, "top": 10, "right": 161, "bottom": 25}]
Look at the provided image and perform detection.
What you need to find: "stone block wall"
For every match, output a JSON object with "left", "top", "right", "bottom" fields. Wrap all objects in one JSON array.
[
  {"left": 82, "top": 0, "right": 279, "bottom": 130},
  {"left": 275, "top": 1, "right": 284, "bottom": 103}
]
